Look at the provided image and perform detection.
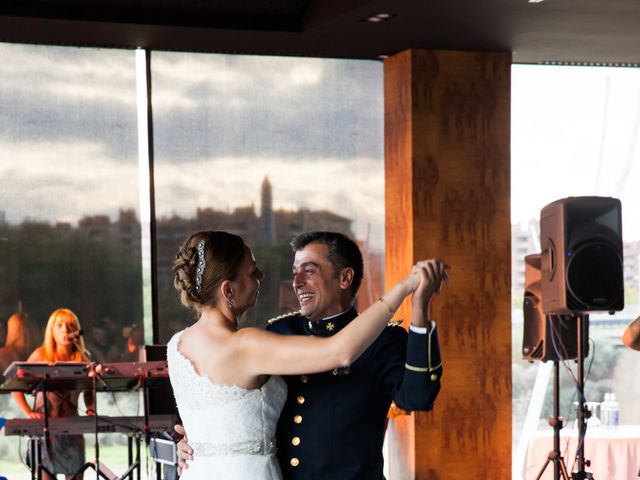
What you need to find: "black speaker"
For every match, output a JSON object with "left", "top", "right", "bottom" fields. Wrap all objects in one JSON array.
[
  {"left": 539, "top": 196, "right": 624, "bottom": 315},
  {"left": 522, "top": 254, "right": 585, "bottom": 361},
  {"left": 140, "top": 345, "right": 179, "bottom": 416}
]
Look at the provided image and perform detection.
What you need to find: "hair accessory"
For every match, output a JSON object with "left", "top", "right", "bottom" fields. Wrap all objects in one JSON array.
[{"left": 195, "top": 239, "right": 206, "bottom": 292}]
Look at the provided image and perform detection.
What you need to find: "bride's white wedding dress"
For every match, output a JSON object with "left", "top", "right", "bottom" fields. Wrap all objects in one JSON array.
[{"left": 167, "top": 330, "right": 287, "bottom": 479}]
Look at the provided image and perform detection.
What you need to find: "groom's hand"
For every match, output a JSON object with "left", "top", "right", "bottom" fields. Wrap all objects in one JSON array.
[
  {"left": 174, "top": 424, "right": 193, "bottom": 474},
  {"left": 411, "top": 259, "right": 449, "bottom": 327}
]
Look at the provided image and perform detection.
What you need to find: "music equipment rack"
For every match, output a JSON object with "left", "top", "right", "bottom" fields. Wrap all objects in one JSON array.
[{"left": 0, "top": 360, "right": 175, "bottom": 480}]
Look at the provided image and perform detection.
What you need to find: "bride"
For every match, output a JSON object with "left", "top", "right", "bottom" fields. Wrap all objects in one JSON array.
[{"left": 167, "top": 230, "right": 446, "bottom": 479}]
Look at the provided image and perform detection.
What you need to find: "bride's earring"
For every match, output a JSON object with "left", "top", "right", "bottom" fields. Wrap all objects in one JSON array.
[{"left": 228, "top": 298, "right": 235, "bottom": 310}]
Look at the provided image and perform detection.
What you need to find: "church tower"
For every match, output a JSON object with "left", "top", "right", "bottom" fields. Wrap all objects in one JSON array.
[{"left": 259, "top": 176, "right": 276, "bottom": 245}]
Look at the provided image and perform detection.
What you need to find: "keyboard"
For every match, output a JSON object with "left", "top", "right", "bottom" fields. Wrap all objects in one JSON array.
[
  {"left": 3, "top": 414, "right": 177, "bottom": 436},
  {"left": 1, "top": 361, "right": 169, "bottom": 392}
]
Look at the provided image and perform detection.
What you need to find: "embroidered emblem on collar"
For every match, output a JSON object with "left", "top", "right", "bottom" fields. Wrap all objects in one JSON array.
[{"left": 326, "top": 322, "right": 335, "bottom": 331}]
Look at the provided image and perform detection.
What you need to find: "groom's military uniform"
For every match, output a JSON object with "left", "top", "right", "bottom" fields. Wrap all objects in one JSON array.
[{"left": 267, "top": 306, "right": 442, "bottom": 480}]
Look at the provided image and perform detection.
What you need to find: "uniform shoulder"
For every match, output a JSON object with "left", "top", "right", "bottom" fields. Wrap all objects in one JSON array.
[
  {"left": 267, "top": 311, "right": 303, "bottom": 325},
  {"left": 378, "top": 319, "right": 408, "bottom": 342}
]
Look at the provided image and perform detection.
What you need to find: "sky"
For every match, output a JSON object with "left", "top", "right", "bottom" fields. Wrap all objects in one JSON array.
[
  {"left": 511, "top": 64, "right": 640, "bottom": 240},
  {"left": 1, "top": 43, "right": 639, "bottom": 250},
  {"left": 149, "top": 51, "right": 385, "bottom": 248},
  {"left": 0, "top": 44, "right": 385, "bottom": 248}
]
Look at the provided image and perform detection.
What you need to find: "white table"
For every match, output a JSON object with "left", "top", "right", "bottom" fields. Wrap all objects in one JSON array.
[{"left": 525, "top": 425, "right": 640, "bottom": 480}]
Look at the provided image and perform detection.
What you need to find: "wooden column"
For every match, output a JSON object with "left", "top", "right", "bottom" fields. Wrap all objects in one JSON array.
[{"left": 384, "top": 49, "right": 512, "bottom": 479}]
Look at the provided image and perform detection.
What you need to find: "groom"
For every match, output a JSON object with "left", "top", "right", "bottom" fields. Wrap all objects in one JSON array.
[{"left": 176, "top": 231, "right": 447, "bottom": 479}]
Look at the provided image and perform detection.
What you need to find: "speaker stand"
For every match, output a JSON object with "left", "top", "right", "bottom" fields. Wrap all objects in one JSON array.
[
  {"left": 534, "top": 313, "right": 594, "bottom": 480},
  {"left": 571, "top": 314, "right": 593, "bottom": 480},
  {"left": 535, "top": 360, "right": 570, "bottom": 480}
]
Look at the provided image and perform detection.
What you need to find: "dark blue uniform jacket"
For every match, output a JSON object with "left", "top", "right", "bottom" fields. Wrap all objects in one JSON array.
[{"left": 267, "top": 306, "right": 442, "bottom": 480}]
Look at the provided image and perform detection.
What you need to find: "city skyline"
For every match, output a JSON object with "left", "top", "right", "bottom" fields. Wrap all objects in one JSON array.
[{"left": 3, "top": 45, "right": 640, "bottom": 251}]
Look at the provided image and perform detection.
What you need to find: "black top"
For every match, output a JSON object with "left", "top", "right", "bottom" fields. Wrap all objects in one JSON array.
[{"left": 267, "top": 306, "right": 442, "bottom": 480}]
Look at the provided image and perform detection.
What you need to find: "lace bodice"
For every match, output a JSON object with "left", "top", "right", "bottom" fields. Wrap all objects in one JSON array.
[{"left": 167, "top": 330, "right": 287, "bottom": 462}]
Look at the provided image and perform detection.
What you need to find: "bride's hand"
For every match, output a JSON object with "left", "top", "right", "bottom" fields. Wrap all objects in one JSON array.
[
  {"left": 402, "top": 258, "right": 449, "bottom": 293},
  {"left": 411, "top": 259, "right": 449, "bottom": 322},
  {"left": 174, "top": 424, "right": 193, "bottom": 474}
]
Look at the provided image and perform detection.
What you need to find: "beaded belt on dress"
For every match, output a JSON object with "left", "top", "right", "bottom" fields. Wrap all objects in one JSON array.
[{"left": 191, "top": 439, "right": 276, "bottom": 456}]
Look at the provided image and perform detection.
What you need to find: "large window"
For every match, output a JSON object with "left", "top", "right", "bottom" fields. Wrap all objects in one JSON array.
[
  {"left": 0, "top": 42, "right": 142, "bottom": 475},
  {"left": 0, "top": 43, "right": 142, "bottom": 362},
  {"left": 511, "top": 65, "right": 640, "bottom": 479},
  {"left": 0, "top": 43, "right": 385, "bottom": 476},
  {"left": 151, "top": 52, "right": 385, "bottom": 341}
]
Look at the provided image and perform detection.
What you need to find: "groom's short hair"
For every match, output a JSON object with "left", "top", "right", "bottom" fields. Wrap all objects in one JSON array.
[{"left": 290, "top": 231, "right": 364, "bottom": 298}]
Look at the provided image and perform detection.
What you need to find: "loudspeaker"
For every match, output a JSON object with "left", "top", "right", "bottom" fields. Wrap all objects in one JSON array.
[
  {"left": 540, "top": 196, "right": 624, "bottom": 315},
  {"left": 140, "top": 345, "right": 178, "bottom": 416},
  {"left": 522, "top": 254, "right": 585, "bottom": 361}
]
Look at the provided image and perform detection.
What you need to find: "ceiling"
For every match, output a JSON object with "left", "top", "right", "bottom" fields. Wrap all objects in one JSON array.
[{"left": 1, "top": 0, "right": 640, "bottom": 65}]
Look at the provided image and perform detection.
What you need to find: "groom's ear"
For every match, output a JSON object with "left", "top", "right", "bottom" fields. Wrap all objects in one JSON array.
[{"left": 339, "top": 267, "right": 354, "bottom": 290}]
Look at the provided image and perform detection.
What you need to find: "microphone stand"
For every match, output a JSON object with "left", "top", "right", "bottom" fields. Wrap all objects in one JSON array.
[
  {"left": 92, "top": 363, "right": 100, "bottom": 480},
  {"left": 70, "top": 340, "right": 109, "bottom": 480},
  {"left": 74, "top": 359, "right": 112, "bottom": 480},
  {"left": 34, "top": 376, "right": 55, "bottom": 480}
]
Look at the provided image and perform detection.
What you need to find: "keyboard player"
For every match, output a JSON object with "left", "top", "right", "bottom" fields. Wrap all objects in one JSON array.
[{"left": 11, "top": 308, "right": 95, "bottom": 480}]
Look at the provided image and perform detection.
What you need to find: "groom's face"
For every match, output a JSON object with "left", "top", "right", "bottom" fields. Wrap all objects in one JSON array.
[{"left": 292, "top": 243, "right": 346, "bottom": 321}]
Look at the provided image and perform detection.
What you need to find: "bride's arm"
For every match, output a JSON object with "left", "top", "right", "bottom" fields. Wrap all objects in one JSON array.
[{"left": 235, "top": 261, "right": 445, "bottom": 376}]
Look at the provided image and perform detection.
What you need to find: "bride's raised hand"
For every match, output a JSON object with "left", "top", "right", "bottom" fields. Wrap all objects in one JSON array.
[{"left": 411, "top": 259, "right": 450, "bottom": 326}]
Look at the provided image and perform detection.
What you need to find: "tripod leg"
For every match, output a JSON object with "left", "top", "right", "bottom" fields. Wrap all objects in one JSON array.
[
  {"left": 127, "top": 436, "right": 133, "bottom": 480},
  {"left": 136, "top": 436, "right": 141, "bottom": 480},
  {"left": 36, "top": 438, "right": 44, "bottom": 480},
  {"left": 535, "top": 451, "right": 572, "bottom": 480},
  {"left": 535, "top": 454, "right": 552, "bottom": 480},
  {"left": 71, "top": 462, "right": 94, "bottom": 480},
  {"left": 28, "top": 438, "right": 36, "bottom": 480},
  {"left": 559, "top": 458, "right": 570, "bottom": 480}
]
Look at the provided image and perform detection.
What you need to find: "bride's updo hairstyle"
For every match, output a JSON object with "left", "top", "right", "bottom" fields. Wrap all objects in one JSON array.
[{"left": 173, "top": 231, "right": 246, "bottom": 312}]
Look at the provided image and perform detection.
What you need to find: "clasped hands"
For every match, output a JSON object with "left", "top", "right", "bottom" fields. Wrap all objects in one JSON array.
[{"left": 408, "top": 258, "right": 450, "bottom": 328}]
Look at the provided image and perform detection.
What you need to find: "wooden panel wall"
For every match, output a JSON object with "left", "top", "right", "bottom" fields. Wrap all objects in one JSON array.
[{"left": 384, "top": 49, "right": 512, "bottom": 480}]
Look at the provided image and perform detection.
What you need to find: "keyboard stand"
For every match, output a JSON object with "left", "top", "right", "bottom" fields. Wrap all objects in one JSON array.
[
  {"left": 73, "top": 460, "right": 118, "bottom": 480},
  {"left": 27, "top": 438, "right": 55, "bottom": 480},
  {"left": 71, "top": 434, "right": 141, "bottom": 480},
  {"left": 72, "top": 369, "right": 142, "bottom": 480}
]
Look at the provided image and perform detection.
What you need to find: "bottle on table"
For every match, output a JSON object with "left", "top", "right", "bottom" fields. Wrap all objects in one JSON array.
[{"left": 600, "top": 392, "right": 620, "bottom": 428}]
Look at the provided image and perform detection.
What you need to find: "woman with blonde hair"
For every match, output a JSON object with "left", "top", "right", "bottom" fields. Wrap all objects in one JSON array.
[
  {"left": 0, "top": 311, "right": 40, "bottom": 373},
  {"left": 12, "top": 308, "right": 95, "bottom": 480}
]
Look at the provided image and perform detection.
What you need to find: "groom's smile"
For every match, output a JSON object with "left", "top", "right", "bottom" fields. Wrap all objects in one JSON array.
[{"left": 292, "top": 243, "right": 350, "bottom": 321}]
